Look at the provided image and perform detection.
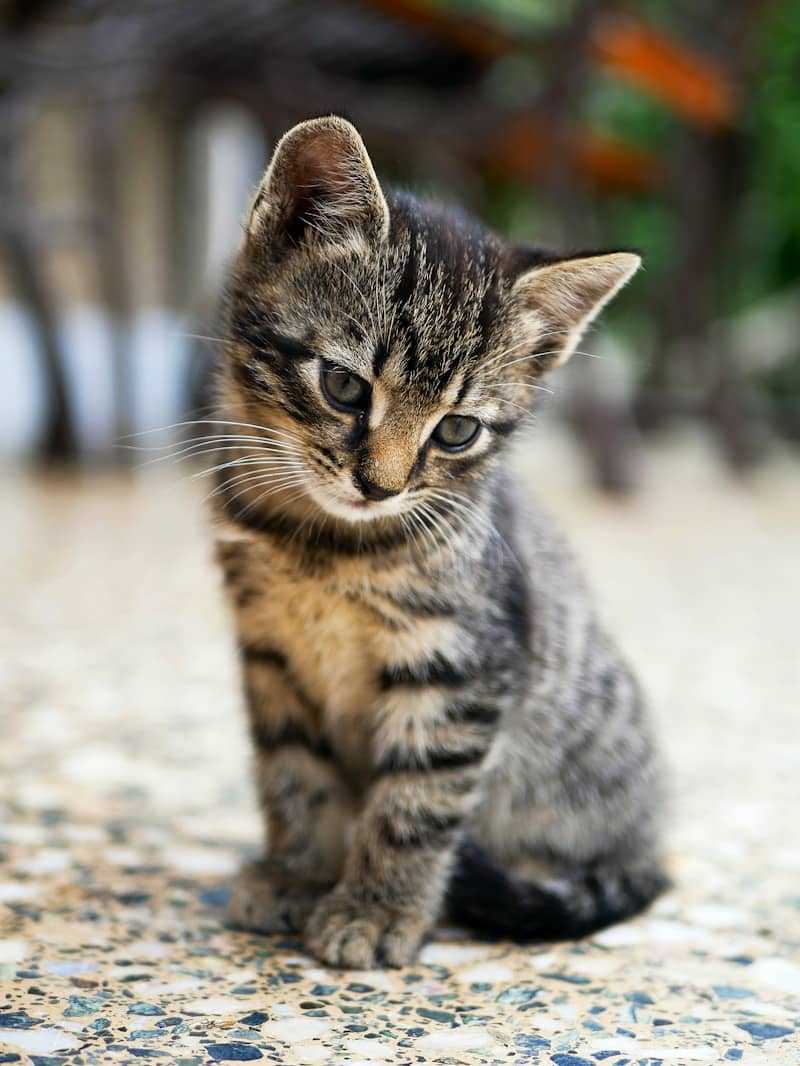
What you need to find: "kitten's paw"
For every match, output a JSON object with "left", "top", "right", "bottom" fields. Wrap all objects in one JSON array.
[
  {"left": 227, "top": 860, "right": 325, "bottom": 934},
  {"left": 304, "top": 889, "right": 425, "bottom": 968}
]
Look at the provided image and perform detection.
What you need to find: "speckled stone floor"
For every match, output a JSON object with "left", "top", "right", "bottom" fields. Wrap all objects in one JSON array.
[{"left": 2, "top": 432, "right": 799, "bottom": 1065}]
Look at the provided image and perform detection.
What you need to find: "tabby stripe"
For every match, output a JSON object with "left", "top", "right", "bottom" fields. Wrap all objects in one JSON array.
[
  {"left": 476, "top": 276, "right": 501, "bottom": 351},
  {"left": 377, "top": 811, "right": 462, "bottom": 849},
  {"left": 257, "top": 325, "right": 316, "bottom": 362},
  {"left": 316, "top": 446, "right": 342, "bottom": 473},
  {"left": 372, "top": 339, "right": 391, "bottom": 377},
  {"left": 269, "top": 358, "right": 318, "bottom": 417},
  {"left": 393, "top": 224, "right": 417, "bottom": 305},
  {"left": 499, "top": 565, "right": 531, "bottom": 648},
  {"left": 242, "top": 646, "right": 287, "bottom": 671},
  {"left": 242, "top": 646, "right": 321, "bottom": 719},
  {"left": 346, "top": 419, "right": 370, "bottom": 453},
  {"left": 235, "top": 586, "right": 260, "bottom": 608},
  {"left": 380, "top": 652, "right": 472, "bottom": 690},
  {"left": 377, "top": 743, "right": 488, "bottom": 775},
  {"left": 216, "top": 541, "right": 246, "bottom": 565},
  {"left": 220, "top": 562, "right": 244, "bottom": 584},
  {"left": 250, "top": 718, "right": 332, "bottom": 760},
  {"left": 230, "top": 309, "right": 316, "bottom": 362},
  {"left": 383, "top": 591, "right": 456, "bottom": 618},
  {"left": 486, "top": 417, "right": 519, "bottom": 437},
  {"left": 234, "top": 359, "right": 270, "bottom": 394},
  {"left": 445, "top": 702, "right": 500, "bottom": 727}
]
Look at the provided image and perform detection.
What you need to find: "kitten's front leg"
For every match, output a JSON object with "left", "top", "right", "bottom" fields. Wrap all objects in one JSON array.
[
  {"left": 305, "top": 690, "right": 498, "bottom": 967},
  {"left": 228, "top": 646, "right": 354, "bottom": 934}
]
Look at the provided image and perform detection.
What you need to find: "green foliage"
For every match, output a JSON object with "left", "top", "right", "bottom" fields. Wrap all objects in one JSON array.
[
  {"left": 465, "top": 0, "right": 800, "bottom": 380},
  {"left": 746, "top": 0, "right": 800, "bottom": 296}
]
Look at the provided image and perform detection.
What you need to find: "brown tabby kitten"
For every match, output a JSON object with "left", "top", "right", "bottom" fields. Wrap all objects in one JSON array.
[{"left": 212, "top": 117, "right": 667, "bottom": 968}]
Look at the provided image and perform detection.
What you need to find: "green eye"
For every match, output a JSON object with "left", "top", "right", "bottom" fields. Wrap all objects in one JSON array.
[
  {"left": 432, "top": 415, "right": 480, "bottom": 450},
  {"left": 321, "top": 365, "right": 369, "bottom": 411}
]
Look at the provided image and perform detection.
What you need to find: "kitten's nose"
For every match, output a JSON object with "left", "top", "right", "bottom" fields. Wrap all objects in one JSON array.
[{"left": 355, "top": 472, "right": 401, "bottom": 502}]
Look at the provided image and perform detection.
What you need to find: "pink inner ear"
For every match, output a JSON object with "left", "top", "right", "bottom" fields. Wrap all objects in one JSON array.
[{"left": 291, "top": 132, "right": 357, "bottom": 199}]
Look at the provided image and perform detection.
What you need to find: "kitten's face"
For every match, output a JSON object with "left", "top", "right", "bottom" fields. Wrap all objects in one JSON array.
[{"left": 222, "top": 118, "right": 639, "bottom": 528}]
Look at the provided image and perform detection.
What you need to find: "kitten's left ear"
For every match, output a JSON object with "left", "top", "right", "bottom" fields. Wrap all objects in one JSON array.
[
  {"left": 511, "top": 251, "right": 641, "bottom": 367},
  {"left": 248, "top": 116, "right": 390, "bottom": 252}
]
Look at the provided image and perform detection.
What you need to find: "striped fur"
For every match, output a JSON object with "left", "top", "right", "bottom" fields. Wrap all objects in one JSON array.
[{"left": 215, "top": 118, "right": 667, "bottom": 967}]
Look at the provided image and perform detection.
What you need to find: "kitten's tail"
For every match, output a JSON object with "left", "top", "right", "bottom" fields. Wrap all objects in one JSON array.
[{"left": 446, "top": 838, "right": 668, "bottom": 942}]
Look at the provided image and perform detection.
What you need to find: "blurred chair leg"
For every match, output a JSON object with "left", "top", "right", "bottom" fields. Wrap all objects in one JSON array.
[
  {"left": 0, "top": 94, "right": 77, "bottom": 463},
  {"left": 5, "top": 227, "right": 78, "bottom": 463},
  {"left": 707, "top": 368, "right": 766, "bottom": 471},
  {"left": 569, "top": 397, "right": 642, "bottom": 495},
  {"left": 87, "top": 99, "right": 135, "bottom": 465}
]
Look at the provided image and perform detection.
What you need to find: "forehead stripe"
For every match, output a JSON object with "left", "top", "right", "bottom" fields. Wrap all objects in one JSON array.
[
  {"left": 259, "top": 326, "right": 316, "bottom": 361},
  {"left": 372, "top": 338, "right": 391, "bottom": 377}
]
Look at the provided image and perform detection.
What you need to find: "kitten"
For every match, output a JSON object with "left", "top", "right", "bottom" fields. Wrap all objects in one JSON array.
[{"left": 213, "top": 116, "right": 667, "bottom": 968}]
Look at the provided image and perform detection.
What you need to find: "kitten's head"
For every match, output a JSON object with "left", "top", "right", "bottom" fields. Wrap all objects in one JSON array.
[{"left": 222, "top": 116, "right": 639, "bottom": 527}]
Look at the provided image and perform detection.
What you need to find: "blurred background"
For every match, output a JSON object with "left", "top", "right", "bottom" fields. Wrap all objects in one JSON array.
[{"left": 1, "top": 0, "right": 799, "bottom": 490}]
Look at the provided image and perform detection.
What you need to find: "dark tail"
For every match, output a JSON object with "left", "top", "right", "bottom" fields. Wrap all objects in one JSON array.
[{"left": 446, "top": 839, "right": 668, "bottom": 942}]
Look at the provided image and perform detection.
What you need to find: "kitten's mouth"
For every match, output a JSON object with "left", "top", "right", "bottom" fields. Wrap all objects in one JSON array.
[{"left": 311, "top": 482, "right": 408, "bottom": 524}]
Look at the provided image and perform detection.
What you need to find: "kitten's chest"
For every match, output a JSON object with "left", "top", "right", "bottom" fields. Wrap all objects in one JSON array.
[
  {"left": 252, "top": 566, "right": 380, "bottom": 716},
  {"left": 223, "top": 538, "right": 391, "bottom": 769}
]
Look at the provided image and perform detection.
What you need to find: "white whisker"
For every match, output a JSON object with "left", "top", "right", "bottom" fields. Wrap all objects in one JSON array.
[
  {"left": 203, "top": 469, "right": 307, "bottom": 506},
  {"left": 177, "top": 333, "right": 229, "bottom": 346},
  {"left": 119, "top": 418, "right": 303, "bottom": 443},
  {"left": 482, "top": 337, "right": 537, "bottom": 370},
  {"left": 137, "top": 440, "right": 303, "bottom": 469},
  {"left": 201, "top": 460, "right": 301, "bottom": 492},
  {"left": 237, "top": 477, "right": 310, "bottom": 518},
  {"left": 191, "top": 454, "right": 301, "bottom": 480},
  {"left": 484, "top": 381, "right": 554, "bottom": 395}
]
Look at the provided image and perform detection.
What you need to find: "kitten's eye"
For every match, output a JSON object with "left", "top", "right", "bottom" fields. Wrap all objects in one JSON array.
[
  {"left": 321, "top": 365, "right": 370, "bottom": 412},
  {"left": 432, "top": 415, "right": 480, "bottom": 450}
]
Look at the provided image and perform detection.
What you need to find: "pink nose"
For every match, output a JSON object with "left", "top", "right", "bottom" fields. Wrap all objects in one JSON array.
[{"left": 354, "top": 472, "right": 401, "bottom": 501}]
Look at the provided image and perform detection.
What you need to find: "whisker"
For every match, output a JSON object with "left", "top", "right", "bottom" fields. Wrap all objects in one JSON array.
[
  {"left": 119, "top": 418, "right": 303, "bottom": 443},
  {"left": 483, "top": 327, "right": 600, "bottom": 374},
  {"left": 138, "top": 431, "right": 303, "bottom": 447},
  {"left": 416, "top": 500, "right": 460, "bottom": 572},
  {"left": 191, "top": 454, "right": 302, "bottom": 480},
  {"left": 163, "top": 435, "right": 302, "bottom": 459},
  {"left": 177, "top": 333, "right": 229, "bottom": 345},
  {"left": 484, "top": 396, "right": 530, "bottom": 416},
  {"left": 493, "top": 344, "right": 600, "bottom": 374},
  {"left": 431, "top": 488, "right": 524, "bottom": 574},
  {"left": 216, "top": 474, "right": 310, "bottom": 511},
  {"left": 404, "top": 506, "right": 435, "bottom": 559},
  {"left": 236, "top": 474, "right": 311, "bottom": 518},
  {"left": 121, "top": 433, "right": 301, "bottom": 455},
  {"left": 482, "top": 337, "right": 537, "bottom": 370},
  {"left": 197, "top": 458, "right": 301, "bottom": 488},
  {"left": 202, "top": 468, "right": 307, "bottom": 506},
  {"left": 139, "top": 443, "right": 301, "bottom": 471},
  {"left": 484, "top": 381, "right": 554, "bottom": 395},
  {"left": 410, "top": 502, "right": 443, "bottom": 561}
]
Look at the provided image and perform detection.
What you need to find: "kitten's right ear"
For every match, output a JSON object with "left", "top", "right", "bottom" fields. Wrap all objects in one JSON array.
[
  {"left": 247, "top": 117, "right": 390, "bottom": 253},
  {"left": 510, "top": 250, "right": 641, "bottom": 367}
]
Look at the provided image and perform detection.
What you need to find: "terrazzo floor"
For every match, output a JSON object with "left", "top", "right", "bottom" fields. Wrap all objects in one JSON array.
[{"left": 1, "top": 432, "right": 799, "bottom": 1065}]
